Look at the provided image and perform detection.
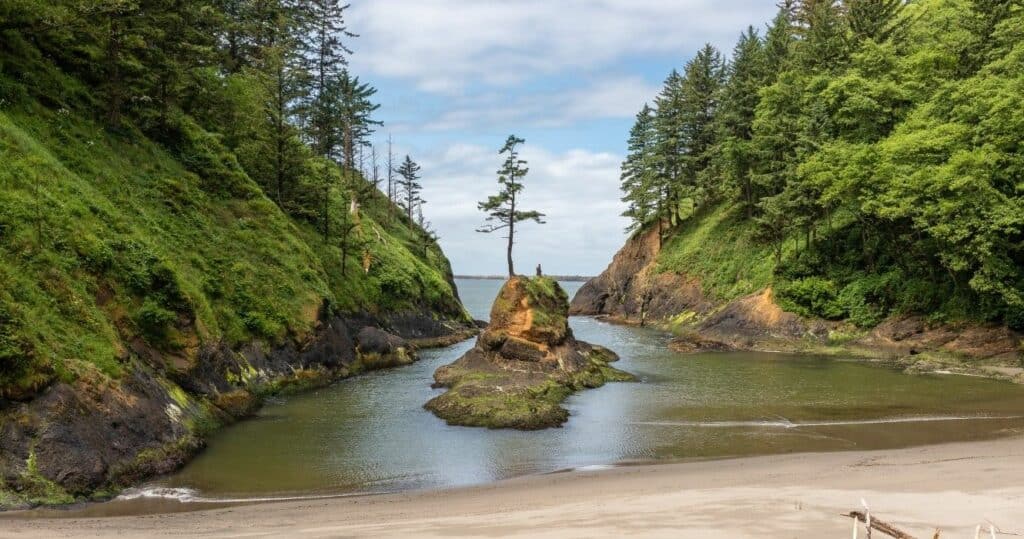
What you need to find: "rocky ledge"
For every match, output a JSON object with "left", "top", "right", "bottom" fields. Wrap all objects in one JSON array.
[
  {"left": 425, "top": 276, "right": 633, "bottom": 430},
  {"left": 571, "top": 227, "right": 1023, "bottom": 382},
  {"left": 0, "top": 310, "right": 476, "bottom": 510}
]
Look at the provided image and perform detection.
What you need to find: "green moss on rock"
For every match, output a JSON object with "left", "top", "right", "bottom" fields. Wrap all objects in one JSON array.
[{"left": 426, "top": 278, "right": 633, "bottom": 430}]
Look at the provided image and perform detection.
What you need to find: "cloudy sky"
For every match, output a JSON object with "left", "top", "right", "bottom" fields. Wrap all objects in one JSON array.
[{"left": 348, "top": 1, "right": 778, "bottom": 276}]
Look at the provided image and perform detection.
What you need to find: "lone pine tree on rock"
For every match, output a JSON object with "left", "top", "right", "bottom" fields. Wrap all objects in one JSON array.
[{"left": 477, "top": 135, "right": 545, "bottom": 277}]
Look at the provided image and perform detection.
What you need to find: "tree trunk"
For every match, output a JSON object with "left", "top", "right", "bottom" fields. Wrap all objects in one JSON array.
[{"left": 507, "top": 186, "right": 516, "bottom": 277}]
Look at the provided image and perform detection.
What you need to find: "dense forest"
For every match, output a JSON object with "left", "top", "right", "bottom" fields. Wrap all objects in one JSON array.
[
  {"left": 0, "top": 1, "right": 459, "bottom": 400},
  {"left": 619, "top": 0, "right": 1023, "bottom": 329}
]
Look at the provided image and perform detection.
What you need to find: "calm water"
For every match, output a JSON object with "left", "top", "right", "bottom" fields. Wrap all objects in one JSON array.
[{"left": 142, "top": 279, "right": 1024, "bottom": 500}]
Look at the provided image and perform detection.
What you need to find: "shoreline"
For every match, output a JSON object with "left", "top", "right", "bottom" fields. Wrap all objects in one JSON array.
[
  {"left": 3, "top": 435, "right": 1023, "bottom": 538},
  {"left": 587, "top": 313, "right": 1024, "bottom": 385}
]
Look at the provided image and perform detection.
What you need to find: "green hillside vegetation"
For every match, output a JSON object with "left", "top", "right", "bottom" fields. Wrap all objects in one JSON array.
[
  {"left": 0, "top": 4, "right": 465, "bottom": 400},
  {"left": 620, "top": 0, "right": 1023, "bottom": 329}
]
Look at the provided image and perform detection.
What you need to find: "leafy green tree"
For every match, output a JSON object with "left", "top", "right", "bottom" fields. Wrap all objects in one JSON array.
[{"left": 477, "top": 135, "right": 545, "bottom": 277}]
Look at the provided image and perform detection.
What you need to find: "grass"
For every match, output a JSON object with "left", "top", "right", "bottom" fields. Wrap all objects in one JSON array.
[
  {"left": 0, "top": 87, "right": 464, "bottom": 397},
  {"left": 655, "top": 204, "right": 775, "bottom": 302}
]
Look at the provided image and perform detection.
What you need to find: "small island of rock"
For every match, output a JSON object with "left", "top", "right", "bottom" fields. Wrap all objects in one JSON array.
[{"left": 425, "top": 276, "right": 634, "bottom": 430}]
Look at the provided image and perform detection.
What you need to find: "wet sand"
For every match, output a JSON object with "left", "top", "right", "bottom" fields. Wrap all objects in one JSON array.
[{"left": 4, "top": 436, "right": 1023, "bottom": 538}]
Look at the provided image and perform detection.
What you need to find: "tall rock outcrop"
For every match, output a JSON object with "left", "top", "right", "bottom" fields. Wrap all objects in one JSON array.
[{"left": 426, "top": 276, "right": 633, "bottom": 430}]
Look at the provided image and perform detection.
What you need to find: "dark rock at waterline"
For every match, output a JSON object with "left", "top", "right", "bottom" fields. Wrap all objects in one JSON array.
[
  {"left": 356, "top": 327, "right": 416, "bottom": 368},
  {"left": 0, "top": 309, "right": 476, "bottom": 509},
  {"left": 426, "top": 276, "right": 634, "bottom": 430},
  {"left": 357, "top": 326, "right": 409, "bottom": 356}
]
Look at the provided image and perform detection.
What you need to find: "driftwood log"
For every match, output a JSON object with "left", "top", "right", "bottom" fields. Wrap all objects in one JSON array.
[{"left": 848, "top": 512, "right": 917, "bottom": 539}]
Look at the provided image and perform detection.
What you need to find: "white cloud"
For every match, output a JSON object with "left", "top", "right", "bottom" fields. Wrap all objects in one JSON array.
[
  {"left": 403, "top": 76, "right": 660, "bottom": 132},
  {"left": 349, "top": 0, "right": 777, "bottom": 93},
  {"left": 347, "top": 1, "right": 780, "bottom": 274},
  {"left": 416, "top": 144, "right": 628, "bottom": 275}
]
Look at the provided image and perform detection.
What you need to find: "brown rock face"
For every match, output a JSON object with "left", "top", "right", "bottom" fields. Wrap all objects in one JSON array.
[
  {"left": 570, "top": 227, "right": 713, "bottom": 322},
  {"left": 574, "top": 227, "right": 1022, "bottom": 374},
  {"left": 426, "top": 277, "right": 633, "bottom": 430}
]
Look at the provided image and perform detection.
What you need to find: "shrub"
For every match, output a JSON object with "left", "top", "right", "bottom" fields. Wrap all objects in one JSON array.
[
  {"left": 134, "top": 297, "right": 177, "bottom": 339},
  {"left": 777, "top": 277, "right": 846, "bottom": 319},
  {"left": 0, "top": 303, "right": 38, "bottom": 390},
  {"left": 1003, "top": 304, "right": 1024, "bottom": 331},
  {"left": 836, "top": 273, "right": 897, "bottom": 328}
]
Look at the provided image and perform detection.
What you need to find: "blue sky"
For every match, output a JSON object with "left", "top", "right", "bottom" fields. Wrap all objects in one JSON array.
[{"left": 347, "top": 1, "right": 779, "bottom": 275}]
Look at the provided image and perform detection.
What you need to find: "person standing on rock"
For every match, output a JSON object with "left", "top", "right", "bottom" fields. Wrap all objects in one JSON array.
[{"left": 536, "top": 264, "right": 542, "bottom": 276}]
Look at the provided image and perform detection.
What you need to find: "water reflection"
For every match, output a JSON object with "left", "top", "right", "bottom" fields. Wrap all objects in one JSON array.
[{"left": 152, "top": 279, "right": 1024, "bottom": 498}]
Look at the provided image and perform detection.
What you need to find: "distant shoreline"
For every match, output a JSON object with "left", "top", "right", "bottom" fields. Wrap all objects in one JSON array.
[{"left": 455, "top": 275, "right": 594, "bottom": 282}]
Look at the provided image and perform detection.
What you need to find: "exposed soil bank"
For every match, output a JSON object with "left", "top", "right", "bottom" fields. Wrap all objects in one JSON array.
[
  {"left": 570, "top": 227, "right": 1024, "bottom": 382},
  {"left": 4, "top": 436, "right": 1022, "bottom": 538},
  {"left": 0, "top": 310, "right": 476, "bottom": 510},
  {"left": 426, "top": 277, "right": 632, "bottom": 429}
]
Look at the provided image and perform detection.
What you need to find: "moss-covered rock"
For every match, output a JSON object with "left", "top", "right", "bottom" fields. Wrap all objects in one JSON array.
[{"left": 426, "top": 277, "right": 633, "bottom": 430}]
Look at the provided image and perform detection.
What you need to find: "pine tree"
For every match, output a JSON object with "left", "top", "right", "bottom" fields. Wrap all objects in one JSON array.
[
  {"left": 620, "top": 104, "right": 658, "bottom": 232},
  {"left": 845, "top": 0, "right": 908, "bottom": 43},
  {"left": 792, "top": 0, "right": 849, "bottom": 72},
  {"left": 396, "top": 155, "right": 422, "bottom": 222},
  {"left": 298, "top": 0, "right": 355, "bottom": 158},
  {"left": 248, "top": 0, "right": 307, "bottom": 207},
  {"left": 679, "top": 43, "right": 726, "bottom": 203},
  {"left": 651, "top": 69, "right": 686, "bottom": 236},
  {"left": 476, "top": 135, "right": 545, "bottom": 277},
  {"left": 716, "top": 27, "right": 769, "bottom": 215},
  {"left": 335, "top": 69, "right": 381, "bottom": 168},
  {"left": 764, "top": 4, "right": 795, "bottom": 73}
]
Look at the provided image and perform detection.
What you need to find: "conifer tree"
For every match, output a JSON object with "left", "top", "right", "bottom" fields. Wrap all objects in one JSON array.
[
  {"left": 335, "top": 69, "right": 381, "bottom": 168},
  {"left": 621, "top": 104, "right": 658, "bottom": 232},
  {"left": 298, "top": 0, "right": 355, "bottom": 158},
  {"left": 764, "top": 4, "right": 795, "bottom": 73},
  {"left": 716, "top": 27, "right": 769, "bottom": 214},
  {"left": 396, "top": 155, "right": 422, "bottom": 222},
  {"left": 792, "top": 0, "right": 849, "bottom": 71},
  {"left": 477, "top": 135, "right": 545, "bottom": 277},
  {"left": 651, "top": 69, "right": 686, "bottom": 235},
  {"left": 845, "top": 0, "right": 908, "bottom": 43},
  {"left": 679, "top": 43, "right": 726, "bottom": 203}
]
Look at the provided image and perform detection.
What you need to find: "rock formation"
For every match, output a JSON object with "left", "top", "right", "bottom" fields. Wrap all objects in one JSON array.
[{"left": 426, "top": 276, "right": 633, "bottom": 430}]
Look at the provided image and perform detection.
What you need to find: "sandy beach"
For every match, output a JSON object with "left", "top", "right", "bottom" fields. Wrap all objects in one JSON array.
[{"left": 3, "top": 436, "right": 1023, "bottom": 539}]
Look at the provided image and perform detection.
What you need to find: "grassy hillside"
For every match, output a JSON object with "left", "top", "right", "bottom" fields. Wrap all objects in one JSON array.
[
  {"left": 0, "top": 81, "right": 464, "bottom": 401},
  {"left": 618, "top": 0, "right": 1023, "bottom": 331}
]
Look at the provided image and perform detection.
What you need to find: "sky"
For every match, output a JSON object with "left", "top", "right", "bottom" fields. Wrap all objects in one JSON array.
[{"left": 347, "top": 1, "right": 779, "bottom": 276}]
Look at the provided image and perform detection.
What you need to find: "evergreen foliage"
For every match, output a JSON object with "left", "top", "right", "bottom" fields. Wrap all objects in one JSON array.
[
  {"left": 0, "top": 0, "right": 461, "bottom": 396},
  {"left": 620, "top": 0, "right": 1024, "bottom": 328},
  {"left": 477, "top": 135, "right": 546, "bottom": 277}
]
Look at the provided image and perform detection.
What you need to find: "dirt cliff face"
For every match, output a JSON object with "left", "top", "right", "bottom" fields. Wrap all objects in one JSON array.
[
  {"left": 426, "top": 277, "right": 633, "bottom": 430},
  {"left": 0, "top": 310, "right": 474, "bottom": 509}
]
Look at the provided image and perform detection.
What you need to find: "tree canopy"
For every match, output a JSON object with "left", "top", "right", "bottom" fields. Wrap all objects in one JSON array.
[{"left": 619, "top": 0, "right": 1024, "bottom": 328}]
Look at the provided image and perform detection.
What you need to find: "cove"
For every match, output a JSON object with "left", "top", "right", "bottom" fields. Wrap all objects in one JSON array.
[{"left": 135, "top": 279, "right": 1024, "bottom": 501}]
